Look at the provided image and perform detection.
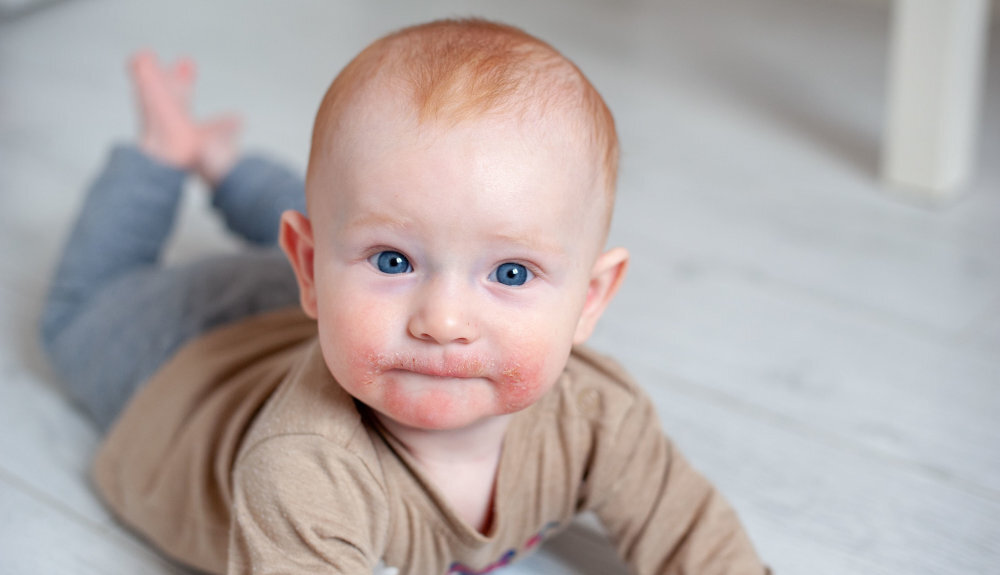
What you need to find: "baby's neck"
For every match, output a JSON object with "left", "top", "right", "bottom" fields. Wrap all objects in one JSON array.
[
  {"left": 379, "top": 414, "right": 511, "bottom": 464},
  {"left": 378, "top": 414, "right": 512, "bottom": 533}
]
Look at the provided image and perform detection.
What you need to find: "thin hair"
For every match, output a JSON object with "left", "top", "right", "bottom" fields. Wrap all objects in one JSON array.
[{"left": 308, "top": 19, "right": 619, "bottom": 212}]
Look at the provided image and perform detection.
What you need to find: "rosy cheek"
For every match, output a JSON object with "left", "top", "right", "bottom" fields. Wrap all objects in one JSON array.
[
  {"left": 331, "top": 291, "right": 393, "bottom": 341},
  {"left": 496, "top": 345, "right": 562, "bottom": 412},
  {"left": 320, "top": 297, "right": 396, "bottom": 386}
]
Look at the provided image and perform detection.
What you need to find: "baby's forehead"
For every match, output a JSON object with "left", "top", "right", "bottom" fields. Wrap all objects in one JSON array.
[
  {"left": 334, "top": 77, "right": 600, "bottom": 171},
  {"left": 307, "top": 19, "right": 618, "bottom": 228},
  {"left": 312, "top": 114, "right": 609, "bottom": 255},
  {"left": 310, "top": 93, "right": 611, "bottom": 235},
  {"left": 339, "top": 97, "right": 598, "bottom": 185}
]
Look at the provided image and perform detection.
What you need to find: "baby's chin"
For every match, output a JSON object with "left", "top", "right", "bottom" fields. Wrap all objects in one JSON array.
[
  {"left": 372, "top": 385, "right": 505, "bottom": 431},
  {"left": 371, "top": 406, "right": 505, "bottom": 434}
]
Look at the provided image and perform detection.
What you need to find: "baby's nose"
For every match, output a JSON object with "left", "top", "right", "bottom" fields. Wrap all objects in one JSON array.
[{"left": 407, "top": 281, "right": 479, "bottom": 345}]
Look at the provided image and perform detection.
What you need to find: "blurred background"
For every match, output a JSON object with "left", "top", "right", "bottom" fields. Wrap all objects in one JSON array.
[{"left": 1, "top": 1, "right": 997, "bottom": 573}]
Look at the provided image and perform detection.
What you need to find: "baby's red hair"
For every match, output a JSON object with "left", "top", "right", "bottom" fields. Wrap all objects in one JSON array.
[{"left": 308, "top": 18, "right": 618, "bottom": 202}]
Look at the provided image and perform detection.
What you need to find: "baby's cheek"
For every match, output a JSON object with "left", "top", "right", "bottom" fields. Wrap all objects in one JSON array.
[
  {"left": 331, "top": 299, "right": 392, "bottom": 356},
  {"left": 319, "top": 302, "right": 395, "bottom": 390},
  {"left": 496, "top": 344, "right": 563, "bottom": 412}
]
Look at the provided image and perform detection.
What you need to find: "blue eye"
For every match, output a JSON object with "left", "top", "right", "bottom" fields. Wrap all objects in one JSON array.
[
  {"left": 371, "top": 250, "right": 412, "bottom": 274},
  {"left": 493, "top": 262, "right": 532, "bottom": 286}
]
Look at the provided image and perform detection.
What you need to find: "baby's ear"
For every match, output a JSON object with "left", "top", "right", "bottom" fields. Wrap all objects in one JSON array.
[
  {"left": 573, "top": 247, "right": 629, "bottom": 344},
  {"left": 278, "top": 210, "right": 318, "bottom": 319}
]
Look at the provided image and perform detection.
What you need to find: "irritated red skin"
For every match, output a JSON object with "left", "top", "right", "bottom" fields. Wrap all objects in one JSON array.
[{"left": 337, "top": 342, "right": 554, "bottom": 431}]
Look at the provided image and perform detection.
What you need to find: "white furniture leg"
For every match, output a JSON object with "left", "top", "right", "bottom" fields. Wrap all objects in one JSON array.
[{"left": 883, "top": 0, "right": 992, "bottom": 199}]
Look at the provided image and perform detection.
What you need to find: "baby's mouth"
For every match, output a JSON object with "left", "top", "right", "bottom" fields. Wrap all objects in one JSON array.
[
  {"left": 368, "top": 352, "right": 493, "bottom": 380},
  {"left": 388, "top": 367, "right": 483, "bottom": 381}
]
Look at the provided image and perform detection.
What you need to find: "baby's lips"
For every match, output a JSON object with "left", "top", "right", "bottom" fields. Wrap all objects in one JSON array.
[{"left": 368, "top": 352, "right": 495, "bottom": 379}]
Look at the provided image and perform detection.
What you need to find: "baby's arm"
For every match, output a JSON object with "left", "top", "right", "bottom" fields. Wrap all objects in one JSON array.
[
  {"left": 584, "top": 390, "right": 769, "bottom": 574},
  {"left": 229, "top": 436, "right": 390, "bottom": 574}
]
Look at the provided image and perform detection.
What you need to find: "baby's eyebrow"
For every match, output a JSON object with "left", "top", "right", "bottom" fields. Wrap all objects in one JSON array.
[
  {"left": 344, "top": 212, "right": 566, "bottom": 256},
  {"left": 490, "top": 230, "right": 566, "bottom": 257},
  {"left": 344, "top": 212, "right": 413, "bottom": 232}
]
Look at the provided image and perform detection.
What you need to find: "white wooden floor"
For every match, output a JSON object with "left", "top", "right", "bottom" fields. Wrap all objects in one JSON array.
[{"left": 1, "top": 1, "right": 998, "bottom": 573}]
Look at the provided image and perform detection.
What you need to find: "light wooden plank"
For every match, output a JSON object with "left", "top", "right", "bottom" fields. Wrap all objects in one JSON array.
[
  {"left": 608, "top": 86, "right": 1000, "bottom": 338},
  {"left": 0, "top": 292, "right": 113, "bottom": 524},
  {"left": 959, "top": 299, "right": 1000, "bottom": 356},
  {"left": 592, "top": 249, "right": 1000, "bottom": 496},
  {"left": 0, "top": 475, "right": 189, "bottom": 575},
  {"left": 640, "top": 377, "right": 1000, "bottom": 575}
]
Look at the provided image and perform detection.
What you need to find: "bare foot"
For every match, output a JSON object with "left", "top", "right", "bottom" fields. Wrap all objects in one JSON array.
[
  {"left": 131, "top": 51, "right": 201, "bottom": 169},
  {"left": 196, "top": 114, "right": 241, "bottom": 186},
  {"left": 130, "top": 51, "right": 242, "bottom": 185}
]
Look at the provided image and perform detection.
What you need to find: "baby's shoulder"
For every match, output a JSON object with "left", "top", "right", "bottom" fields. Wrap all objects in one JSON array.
[
  {"left": 555, "top": 346, "right": 650, "bottom": 423},
  {"left": 236, "top": 341, "right": 381, "bottom": 472}
]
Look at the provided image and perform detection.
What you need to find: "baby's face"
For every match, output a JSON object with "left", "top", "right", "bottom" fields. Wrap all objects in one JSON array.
[{"left": 304, "top": 106, "right": 610, "bottom": 432}]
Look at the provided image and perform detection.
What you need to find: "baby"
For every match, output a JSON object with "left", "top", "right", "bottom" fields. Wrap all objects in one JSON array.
[{"left": 41, "top": 18, "right": 768, "bottom": 575}]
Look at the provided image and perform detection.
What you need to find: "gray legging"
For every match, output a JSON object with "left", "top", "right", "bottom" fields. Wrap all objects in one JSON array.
[{"left": 40, "top": 146, "right": 306, "bottom": 431}]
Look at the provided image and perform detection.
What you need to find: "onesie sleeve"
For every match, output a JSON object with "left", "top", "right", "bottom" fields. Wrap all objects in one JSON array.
[
  {"left": 228, "top": 434, "right": 390, "bottom": 574},
  {"left": 582, "top": 384, "right": 768, "bottom": 575}
]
